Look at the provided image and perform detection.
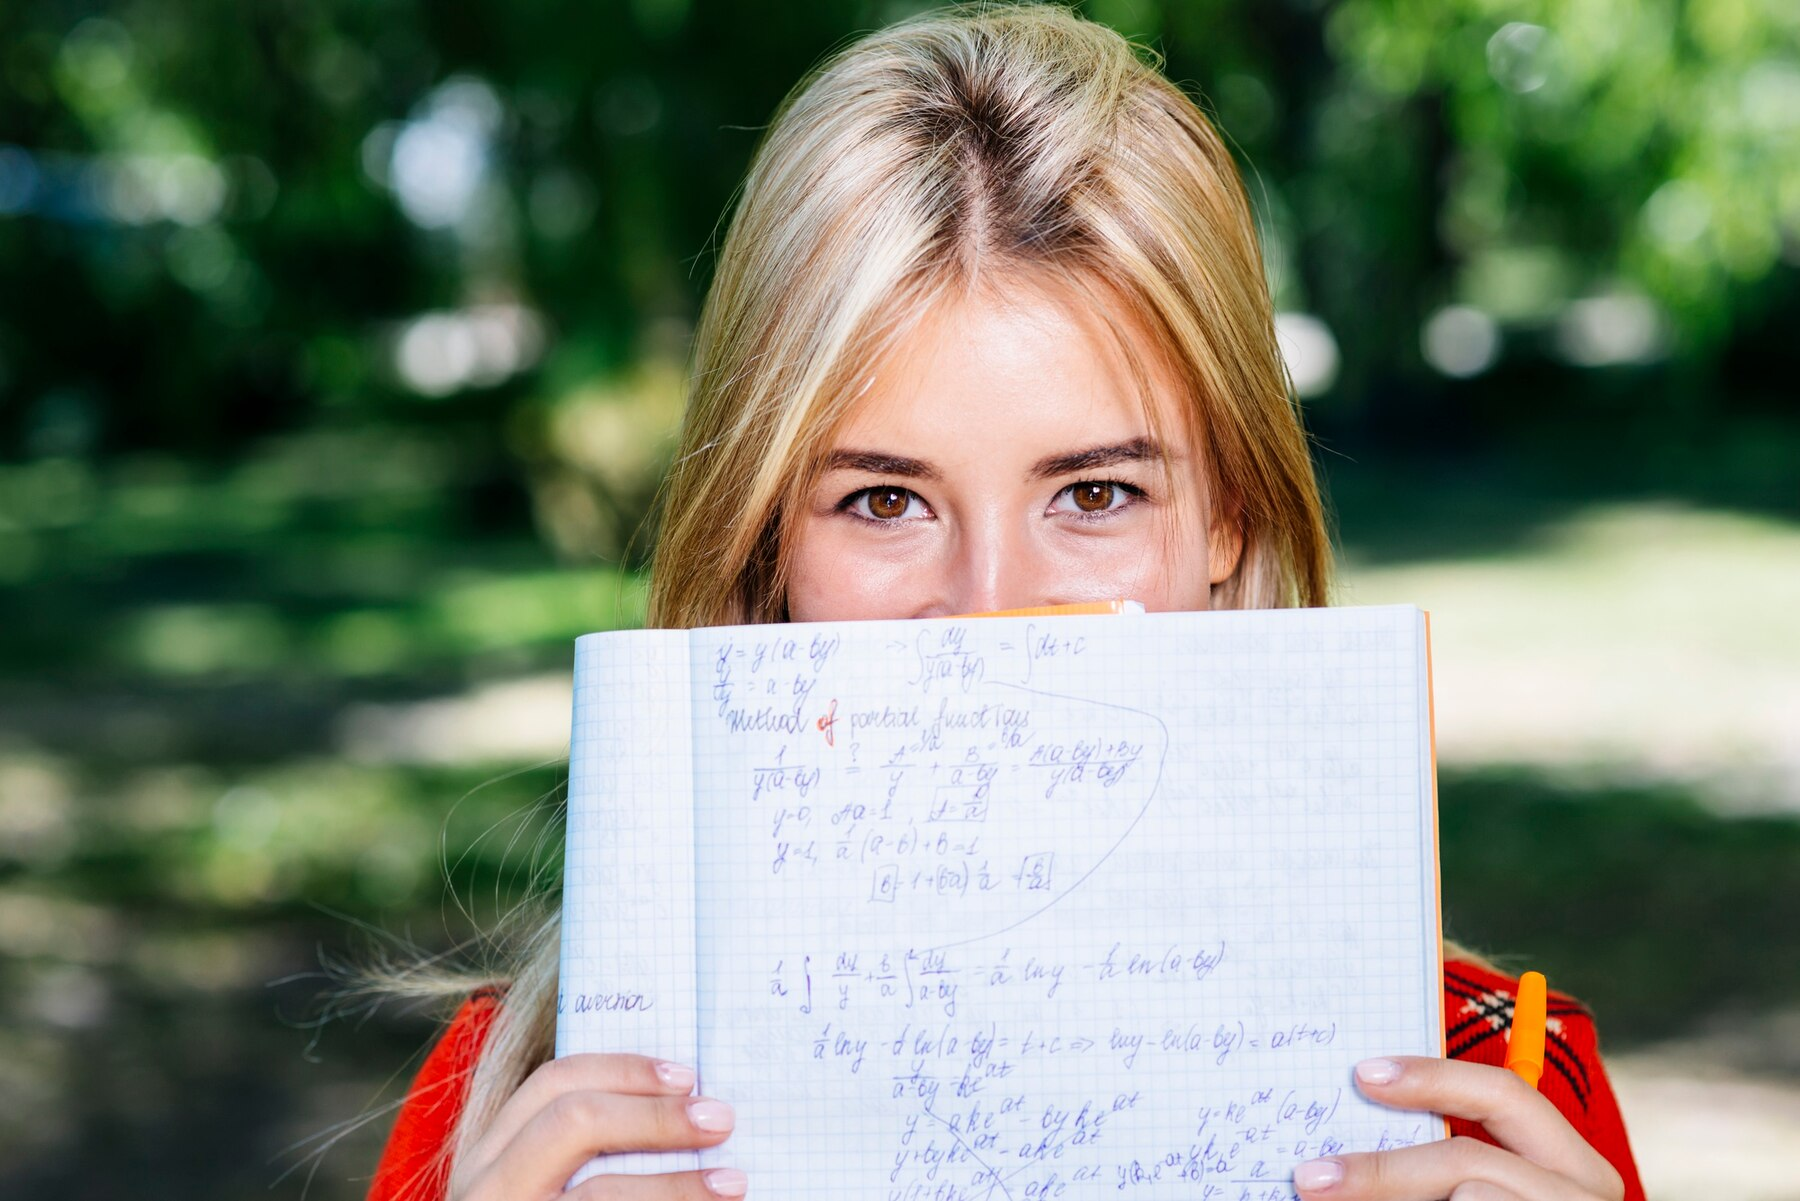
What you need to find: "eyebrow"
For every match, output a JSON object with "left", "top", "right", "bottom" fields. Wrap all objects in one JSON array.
[{"left": 821, "top": 437, "right": 1166, "bottom": 483}]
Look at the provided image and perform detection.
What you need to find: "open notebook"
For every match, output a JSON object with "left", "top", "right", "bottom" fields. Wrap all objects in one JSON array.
[{"left": 558, "top": 604, "right": 1445, "bottom": 1196}]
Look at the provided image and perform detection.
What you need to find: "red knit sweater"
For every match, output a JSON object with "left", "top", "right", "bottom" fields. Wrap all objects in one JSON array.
[{"left": 367, "top": 959, "right": 1644, "bottom": 1200}]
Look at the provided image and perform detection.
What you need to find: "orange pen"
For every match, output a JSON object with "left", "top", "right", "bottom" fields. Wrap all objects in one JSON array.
[
  {"left": 1505, "top": 970, "right": 1548, "bottom": 1090},
  {"left": 952, "top": 599, "right": 1143, "bottom": 618}
]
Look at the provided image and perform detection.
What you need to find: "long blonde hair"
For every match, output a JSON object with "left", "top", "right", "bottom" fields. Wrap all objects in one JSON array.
[{"left": 366, "top": 2, "right": 1459, "bottom": 1192}]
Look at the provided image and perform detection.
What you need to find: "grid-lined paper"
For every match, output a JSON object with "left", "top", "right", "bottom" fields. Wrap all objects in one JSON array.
[
  {"left": 562, "top": 604, "right": 1443, "bottom": 1197},
  {"left": 560, "top": 631, "right": 698, "bottom": 1184}
]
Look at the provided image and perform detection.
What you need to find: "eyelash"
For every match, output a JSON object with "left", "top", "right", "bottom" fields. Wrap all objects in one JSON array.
[{"left": 835, "top": 480, "right": 1147, "bottom": 526}]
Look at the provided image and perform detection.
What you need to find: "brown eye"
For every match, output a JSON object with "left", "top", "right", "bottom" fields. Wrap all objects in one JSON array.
[
  {"left": 866, "top": 487, "right": 911, "bottom": 520},
  {"left": 842, "top": 485, "right": 927, "bottom": 523},
  {"left": 1049, "top": 479, "right": 1139, "bottom": 519},
  {"left": 1072, "top": 482, "right": 1115, "bottom": 512}
]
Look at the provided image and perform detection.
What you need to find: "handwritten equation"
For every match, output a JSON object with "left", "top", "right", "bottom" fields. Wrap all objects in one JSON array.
[{"left": 563, "top": 608, "right": 1442, "bottom": 1198}]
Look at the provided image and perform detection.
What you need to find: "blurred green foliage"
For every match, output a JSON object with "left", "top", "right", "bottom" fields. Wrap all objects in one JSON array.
[{"left": 2, "top": 0, "right": 1796, "bottom": 483}]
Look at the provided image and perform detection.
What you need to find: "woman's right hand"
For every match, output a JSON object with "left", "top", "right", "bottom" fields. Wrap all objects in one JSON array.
[{"left": 447, "top": 1053, "right": 745, "bottom": 1200}]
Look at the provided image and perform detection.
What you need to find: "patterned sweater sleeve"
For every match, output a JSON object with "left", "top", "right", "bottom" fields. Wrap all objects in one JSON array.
[
  {"left": 1442, "top": 959, "right": 1645, "bottom": 1201},
  {"left": 366, "top": 990, "right": 502, "bottom": 1201}
]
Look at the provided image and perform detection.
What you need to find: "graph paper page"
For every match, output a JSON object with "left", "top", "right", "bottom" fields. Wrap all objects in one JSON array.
[
  {"left": 559, "top": 629, "right": 699, "bottom": 1183},
  {"left": 563, "top": 603, "right": 1442, "bottom": 1197},
  {"left": 684, "top": 605, "right": 1432, "bottom": 1195}
]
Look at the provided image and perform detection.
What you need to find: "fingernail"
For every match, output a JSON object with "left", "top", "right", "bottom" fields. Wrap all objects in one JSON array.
[
  {"left": 703, "top": 1167, "right": 748, "bottom": 1197},
  {"left": 1293, "top": 1158, "right": 1343, "bottom": 1191},
  {"left": 1355, "top": 1056, "right": 1403, "bottom": 1085},
  {"left": 655, "top": 1060, "right": 696, "bottom": 1089},
  {"left": 687, "top": 1098, "right": 736, "bottom": 1132}
]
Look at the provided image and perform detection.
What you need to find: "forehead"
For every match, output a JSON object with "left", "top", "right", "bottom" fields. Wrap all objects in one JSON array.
[{"left": 833, "top": 272, "right": 1192, "bottom": 452}]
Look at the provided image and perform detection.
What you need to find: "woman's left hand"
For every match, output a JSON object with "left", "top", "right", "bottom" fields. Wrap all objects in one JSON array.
[{"left": 1291, "top": 1056, "right": 1625, "bottom": 1201}]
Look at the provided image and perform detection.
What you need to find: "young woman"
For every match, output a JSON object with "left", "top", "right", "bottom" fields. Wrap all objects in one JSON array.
[{"left": 364, "top": 5, "right": 1643, "bottom": 1199}]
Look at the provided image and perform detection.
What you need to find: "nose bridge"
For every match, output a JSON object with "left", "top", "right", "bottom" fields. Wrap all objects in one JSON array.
[{"left": 953, "top": 505, "right": 1035, "bottom": 613}]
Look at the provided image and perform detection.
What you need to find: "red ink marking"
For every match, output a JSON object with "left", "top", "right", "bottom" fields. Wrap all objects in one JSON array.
[{"left": 816, "top": 698, "right": 838, "bottom": 747}]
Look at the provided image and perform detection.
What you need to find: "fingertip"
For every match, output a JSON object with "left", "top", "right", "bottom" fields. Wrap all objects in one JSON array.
[
  {"left": 1293, "top": 1156, "right": 1344, "bottom": 1192},
  {"left": 654, "top": 1059, "right": 697, "bottom": 1091},
  {"left": 1354, "top": 1056, "right": 1403, "bottom": 1087},
  {"left": 704, "top": 1167, "right": 748, "bottom": 1197},
  {"left": 686, "top": 1097, "right": 736, "bottom": 1134}
]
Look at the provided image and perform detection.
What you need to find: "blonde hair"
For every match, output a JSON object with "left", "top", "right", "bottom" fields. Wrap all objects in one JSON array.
[{"left": 357, "top": 3, "right": 1479, "bottom": 1193}]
